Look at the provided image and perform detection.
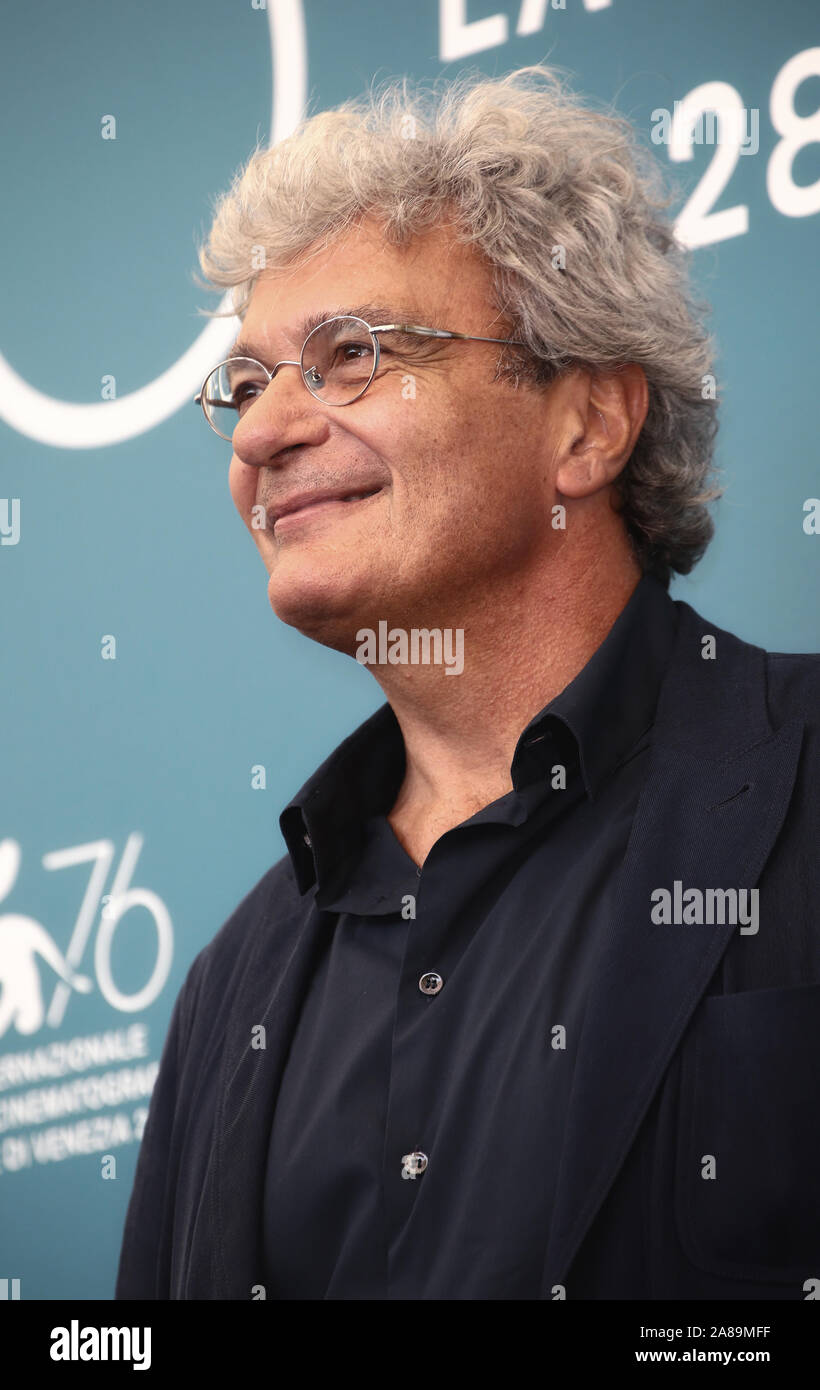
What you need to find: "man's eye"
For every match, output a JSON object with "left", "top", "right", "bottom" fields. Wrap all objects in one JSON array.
[
  {"left": 232, "top": 382, "right": 265, "bottom": 412},
  {"left": 339, "top": 341, "right": 374, "bottom": 361}
]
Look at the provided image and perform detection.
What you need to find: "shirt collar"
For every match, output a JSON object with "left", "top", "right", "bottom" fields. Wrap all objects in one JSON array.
[
  {"left": 280, "top": 573, "right": 679, "bottom": 897},
  {"left": 280, "top": 702, "right": 405, "bottom": 899},
  {"left": 517, "top": 571, "right": 680, "bottom": 801}
]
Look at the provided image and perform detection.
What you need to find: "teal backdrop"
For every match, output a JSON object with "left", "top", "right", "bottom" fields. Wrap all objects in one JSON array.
[{"left": 1, "top": 0, "right": 818, "bottom": 1299}]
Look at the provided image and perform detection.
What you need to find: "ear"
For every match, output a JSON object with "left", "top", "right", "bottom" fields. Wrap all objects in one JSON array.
[{"left": 555, "top": 365, "right": 648, "bottom": 499}]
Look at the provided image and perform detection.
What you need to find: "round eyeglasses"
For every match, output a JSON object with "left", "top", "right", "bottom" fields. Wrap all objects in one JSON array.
[{"left": 194, "top": 314, "right": 527, "bottom": 440}]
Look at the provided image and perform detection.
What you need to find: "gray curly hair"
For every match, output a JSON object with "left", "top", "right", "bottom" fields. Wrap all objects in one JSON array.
[{"left": 197, "top": 64, "right": 723, "bottom": 586}]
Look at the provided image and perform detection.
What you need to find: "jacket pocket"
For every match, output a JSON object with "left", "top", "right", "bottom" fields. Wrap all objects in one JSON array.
[{"left": 675, "top": 979, "right": 820, "bottom": 1289}]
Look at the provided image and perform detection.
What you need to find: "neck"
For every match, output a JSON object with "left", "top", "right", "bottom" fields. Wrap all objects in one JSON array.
[{"left": 369, "top": 539, "right": 642, "bottom": 864}]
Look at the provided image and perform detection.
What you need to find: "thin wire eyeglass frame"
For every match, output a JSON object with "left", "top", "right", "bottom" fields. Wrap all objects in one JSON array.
[{"left": 194, "top": 314, "right": 528, "bottom": 440}]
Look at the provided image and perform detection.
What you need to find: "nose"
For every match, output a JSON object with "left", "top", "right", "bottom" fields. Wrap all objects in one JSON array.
[{"left": 231, "top": 360, "right": 328, "bottom": 468}]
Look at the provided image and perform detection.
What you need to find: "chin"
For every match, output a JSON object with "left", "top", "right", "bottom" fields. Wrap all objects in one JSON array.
[{"left": 266, "top": 564, "right": 372, "bottom": 654}]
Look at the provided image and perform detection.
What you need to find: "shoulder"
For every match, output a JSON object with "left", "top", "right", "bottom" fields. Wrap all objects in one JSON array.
[
  {"left": 764, "top": 648, "right": 820, "bottom": 727},
  {"left": 673, "top": 596, "right": 820, "bottom": 726}
]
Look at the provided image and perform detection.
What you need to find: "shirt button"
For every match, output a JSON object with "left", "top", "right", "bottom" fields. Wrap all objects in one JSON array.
[
  {"left": 419, "top": 971, "right": 444, "bottom": 995},
  {"left": 401, "top": 1151, "right": 428, "bottom": 1180},
  {"left": 303, "top": 832, "right": 312, "bottom": 848}
]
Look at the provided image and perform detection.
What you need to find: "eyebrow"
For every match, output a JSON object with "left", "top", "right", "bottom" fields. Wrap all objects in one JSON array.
[{"left": 227, "top": 303, "right": 427, "bottom": 363}]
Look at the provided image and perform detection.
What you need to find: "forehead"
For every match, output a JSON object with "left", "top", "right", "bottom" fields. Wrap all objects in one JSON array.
[{"left": 240, "top": 216, "right": 494, "bottom": 349}]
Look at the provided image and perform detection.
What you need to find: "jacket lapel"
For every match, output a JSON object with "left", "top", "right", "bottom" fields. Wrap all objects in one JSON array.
[
  {"left": 205, "top": 896, "right": 329, "bottom": 1299},
  {"left": 540, "top": 600, "right": 805, "bottom": 1295}
]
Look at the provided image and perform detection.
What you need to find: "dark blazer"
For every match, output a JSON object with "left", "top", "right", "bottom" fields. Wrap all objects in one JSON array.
[{"left": 115, "top": 594, "right": 820, "bottom": 1300}]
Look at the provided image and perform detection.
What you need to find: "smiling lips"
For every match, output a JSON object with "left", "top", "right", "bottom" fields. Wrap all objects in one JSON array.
[{"left": 267, "top": 486, "right": 382, "bottom": 531}]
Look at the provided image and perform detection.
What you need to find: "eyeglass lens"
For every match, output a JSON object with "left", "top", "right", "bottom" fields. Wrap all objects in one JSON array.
[{"left": 200, "top": 316, "right": 379, "bottom": 438}]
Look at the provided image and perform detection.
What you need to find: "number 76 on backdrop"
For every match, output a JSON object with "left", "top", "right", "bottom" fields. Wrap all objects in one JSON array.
[{"left": 0, "top": 836, "right": 172, "bottom": 1040}]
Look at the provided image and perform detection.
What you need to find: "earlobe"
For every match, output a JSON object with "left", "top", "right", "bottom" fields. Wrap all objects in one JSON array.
[{"left": 555, "top": 452, "right": 606, "bottom": 498}]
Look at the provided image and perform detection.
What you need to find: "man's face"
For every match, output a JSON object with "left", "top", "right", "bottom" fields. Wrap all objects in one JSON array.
[{"left": 228, "top": 216, "right": 566, "bottom": 648}]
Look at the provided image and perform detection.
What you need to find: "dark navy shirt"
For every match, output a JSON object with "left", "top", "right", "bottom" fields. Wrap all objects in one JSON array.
[{"left": 263, "top": 574, "right": 679, "bottom": 1299}]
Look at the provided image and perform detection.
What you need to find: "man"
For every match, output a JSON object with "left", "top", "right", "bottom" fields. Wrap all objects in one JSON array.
[{"left": 116, "top": 66, "right": 820, "bottom": 1300}]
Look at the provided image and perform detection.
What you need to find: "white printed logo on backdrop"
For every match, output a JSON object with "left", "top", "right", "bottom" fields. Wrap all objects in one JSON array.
[
  {"left": 0, "top": 836, "right": 172, "bottom": 1175},
  {"left": 0, "top": 0, "right": 307, "bottom": 449}
]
